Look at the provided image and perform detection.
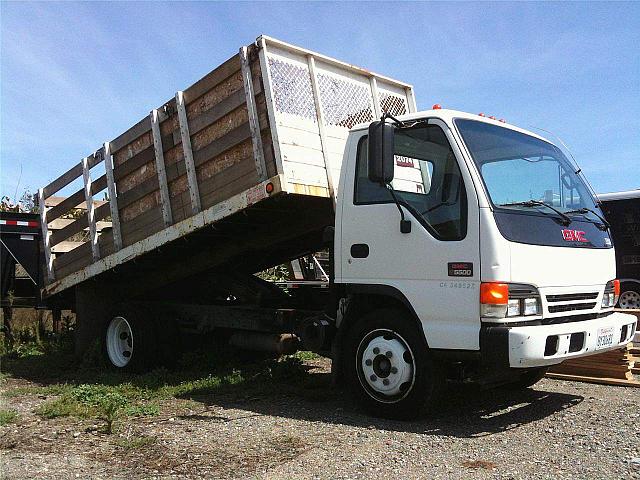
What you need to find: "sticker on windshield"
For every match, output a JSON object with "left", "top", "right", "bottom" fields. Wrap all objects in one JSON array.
[
  {"left": 448, "top": 262, "right": 473, "bottom": 277},
  {"left": 561, "top": 229, "right": 588, "bottom": 242}
]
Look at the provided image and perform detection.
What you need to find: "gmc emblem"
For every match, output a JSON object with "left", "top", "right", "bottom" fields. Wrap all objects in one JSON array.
[{"left": 561, "top": 229, "right": 587, "bottom": 242}]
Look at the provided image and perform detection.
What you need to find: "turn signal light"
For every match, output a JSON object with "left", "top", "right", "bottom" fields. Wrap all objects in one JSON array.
[
  {"left": 480, "top": 283, "right": 508, "bottom": 304},
  {"left": 480, "top": 282, "right": 508, "bottom": 318}
]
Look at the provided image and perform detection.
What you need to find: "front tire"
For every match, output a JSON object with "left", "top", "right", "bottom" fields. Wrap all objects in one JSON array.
[{"left": 343, "top": 308, "right": 444, "bottom": 420}]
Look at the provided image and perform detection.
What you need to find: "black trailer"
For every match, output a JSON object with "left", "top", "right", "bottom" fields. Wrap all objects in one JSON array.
[
  {"left": 1, "top": 212, "right": 43, "bottom": 306},
  {"left": 0, "top": 211, "right": 64, "bottom": 338},
  {"left": 598, "top": 190, "right": 640, "bottom": 309}
]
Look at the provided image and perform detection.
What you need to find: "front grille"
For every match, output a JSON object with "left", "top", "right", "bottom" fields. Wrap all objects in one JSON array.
[
  {"left": 548, "top": 302, "right": 597, "bottom": 313},
  {"left": 546, "top": 292, "right": 598, "bottom": 303}
]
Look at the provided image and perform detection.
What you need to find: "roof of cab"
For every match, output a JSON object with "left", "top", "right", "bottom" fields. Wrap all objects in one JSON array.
[{"left": 351, "top": 108, "right": 554, "bottom": 145}]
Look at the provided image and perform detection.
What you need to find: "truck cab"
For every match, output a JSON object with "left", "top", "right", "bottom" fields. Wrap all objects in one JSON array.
[{"left": 332, "top": 109, "right": 636, "bottom": 417}]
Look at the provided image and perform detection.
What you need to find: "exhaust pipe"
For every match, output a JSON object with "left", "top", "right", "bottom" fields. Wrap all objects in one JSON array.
[{"left": 228, "top": 332, "right": 299, "bottom": 355}]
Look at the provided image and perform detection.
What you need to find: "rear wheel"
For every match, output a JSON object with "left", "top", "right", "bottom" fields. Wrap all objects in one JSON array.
[
  {"left": 343, "top": 308, "right": 444, "bottom": 420},
  {"left": 618, "top": 283, "right": 640, "bottom": 310},
  {"left": 104, "top": 306, "right": 156, "bottom": 372}
]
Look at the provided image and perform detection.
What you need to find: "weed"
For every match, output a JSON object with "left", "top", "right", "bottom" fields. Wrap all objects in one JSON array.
[
  {"left": 291, "top": 350, "right": 321, "bottom": 361},
  {"left": 0, "top": 409, "right": 18, "bottom": 425},
  {"left": 35, "top": 384, "right": 128, "bottom": 433},
  {"left": 116, "top": 435, "right": 156, "bottom": 450},
  {"left": 123, "top": 403, "right": 160, "bottom": 417},
  {"left": 13, "top": 342, "right": 44, "bottom": 358},
  {"left": 96, "top": 392, "right": 127, "bottom": 434},
  {"left": 35, "top": 396, "right": 93, "bottom": 419}
]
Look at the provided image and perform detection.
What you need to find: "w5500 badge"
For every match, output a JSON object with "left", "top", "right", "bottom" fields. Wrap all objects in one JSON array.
[{"left": 448, "top": 262, "right": 473, "bottom": 277}]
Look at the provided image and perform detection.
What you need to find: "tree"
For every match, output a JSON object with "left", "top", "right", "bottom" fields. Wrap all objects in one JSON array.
[{"left": 0, "top": 190, "right": 38, "bottom": 213}]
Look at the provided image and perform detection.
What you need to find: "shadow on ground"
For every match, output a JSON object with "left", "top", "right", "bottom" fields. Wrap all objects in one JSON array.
[
  {"left": 181, "top": 365, "right": 584, "bottom": 439},
  {"left": 2, "top": 349, "right": 583, "bottom": 439}
]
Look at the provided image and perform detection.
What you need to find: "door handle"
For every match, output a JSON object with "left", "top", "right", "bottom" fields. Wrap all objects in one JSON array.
[{"left": 350, "top": 244, "right": 369, "bottom": 258}]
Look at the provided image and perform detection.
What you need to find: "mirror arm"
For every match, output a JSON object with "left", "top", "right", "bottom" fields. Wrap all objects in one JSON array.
[
  {"left": 386, "top": 184, "right": 412, "bottom": 234},
  {"left": 380, "top": 112, "right": 407, "bottom": 128}
]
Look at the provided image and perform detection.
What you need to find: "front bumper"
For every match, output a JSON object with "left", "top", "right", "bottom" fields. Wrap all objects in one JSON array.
[{"left": 481, "top": 312, "right": 637, "bottom": 368}]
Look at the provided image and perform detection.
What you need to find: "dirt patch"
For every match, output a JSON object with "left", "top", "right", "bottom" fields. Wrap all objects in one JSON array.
[{"left": 1, "top": 354, "right": 639, "bottom": 479}]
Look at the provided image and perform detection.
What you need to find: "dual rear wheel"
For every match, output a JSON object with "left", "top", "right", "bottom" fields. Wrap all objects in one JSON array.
[{"left": 103, "top": 306, "right": 178, "bottom": 372}]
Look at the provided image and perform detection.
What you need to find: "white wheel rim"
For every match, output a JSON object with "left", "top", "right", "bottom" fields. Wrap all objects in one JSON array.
[
  {"left": 356, "top": 329, "right": 415, "bottom": 403},
  {"left": 619, "top": 290, "right": 640, "bottom": 309},
  {"left": 106, "top": 316, "right": 133, "bottom": 367}
]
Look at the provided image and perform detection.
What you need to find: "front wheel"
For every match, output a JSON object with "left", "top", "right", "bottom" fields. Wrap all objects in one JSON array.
[{"left": 343, "top": 308, "right": 444, "bottom": 420}]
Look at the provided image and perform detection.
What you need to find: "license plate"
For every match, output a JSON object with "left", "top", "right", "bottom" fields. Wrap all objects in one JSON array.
[{"left": 596, "top": 326, "right": 615, "bottom": 350}]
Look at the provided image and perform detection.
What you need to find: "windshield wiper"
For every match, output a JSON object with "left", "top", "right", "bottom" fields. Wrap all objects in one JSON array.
[
  {"left": 565, "top": 207, "right": 610, "bottom": 230},
  {"left": 498, "top": 200, "right": 572, "bottom": 226}
]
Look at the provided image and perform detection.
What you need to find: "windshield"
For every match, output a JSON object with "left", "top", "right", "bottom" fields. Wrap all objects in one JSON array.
[{"left": 455, "top": 119, "right": 601, "bottom": 222}]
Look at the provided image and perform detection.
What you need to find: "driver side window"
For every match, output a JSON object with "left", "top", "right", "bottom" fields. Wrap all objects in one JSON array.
[{"left": 354, "top": 124, "right": 467, "bottom": 241}]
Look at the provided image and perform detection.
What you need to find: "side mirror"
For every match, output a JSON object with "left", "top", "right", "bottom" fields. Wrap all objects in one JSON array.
[{"left": 368, "top": 121, "right": 395, "bottom": 185}]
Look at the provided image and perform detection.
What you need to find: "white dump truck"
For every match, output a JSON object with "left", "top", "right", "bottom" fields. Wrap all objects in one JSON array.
[{"left": 29, "top": 35, "right": 635, "bottom": 418}]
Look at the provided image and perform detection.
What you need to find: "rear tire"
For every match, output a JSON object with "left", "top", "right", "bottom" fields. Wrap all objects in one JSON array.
[
  {"left": 343, "top": 308, "right": 444, "bottom": 420},
  {"left": 104, "top": 305, "right": 157, "bottom": 372}
]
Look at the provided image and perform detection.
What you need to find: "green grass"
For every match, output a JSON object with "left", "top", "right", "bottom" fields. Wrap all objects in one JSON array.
[
  {"left": 12, "top": 354, "right": 313, "bottom": 430},
  {"left": 0, "top": 409, "right": 18, "bottom": 425},
  {"left": 3, "top": 332, "right": 324, "bottom": 433},
  {"left": 116, "top": 435, "right": 156, "bottom": 450},
  {"left": 292, "top": 350, "right": 321, "bottom": 361}
]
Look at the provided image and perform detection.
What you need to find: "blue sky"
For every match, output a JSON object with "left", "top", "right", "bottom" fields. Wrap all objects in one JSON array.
[{"left": 1, "top": 1, "right": 638, "bottom": 200}]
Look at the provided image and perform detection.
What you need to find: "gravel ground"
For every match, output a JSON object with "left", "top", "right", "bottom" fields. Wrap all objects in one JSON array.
[{"left": 1, "top": 358, "right": 639, "bottom": 479}]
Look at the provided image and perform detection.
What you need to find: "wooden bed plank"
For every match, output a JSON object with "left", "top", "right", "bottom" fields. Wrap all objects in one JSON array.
[
  {"left": 50, "top": 240, "right": 84, "bottom": 254},
  {"left": 42, "top": 163, "right": 83, "bottom": 199},
  {"left": 49, "top": 218, "right": 111, "bottom": 231},
  {"left": 116, "top": 175, "right": 160, "bottom": 211}
]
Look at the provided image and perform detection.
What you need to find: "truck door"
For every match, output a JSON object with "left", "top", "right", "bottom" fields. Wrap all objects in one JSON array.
[{"left": 338, "top": 119, "right": 482, "bottom": 351}]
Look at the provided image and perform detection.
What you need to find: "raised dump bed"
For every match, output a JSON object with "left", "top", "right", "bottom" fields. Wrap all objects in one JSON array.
[{"left": 38, "top": 35, "right": 415, "bottom": 299}]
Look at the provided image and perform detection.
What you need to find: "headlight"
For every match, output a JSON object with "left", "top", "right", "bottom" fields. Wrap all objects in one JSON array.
[
  {"left": 602, "top": 280, "right": 620, "bottom": 308},
  {"left": 524, "top": 297, "right": 541, "bottom": 315},
  {"left": 507, "top": 299, "right": 520, "bottom": 317},
  {"left": 481, "top": 283, "right": 541, "bottom": 319}
]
